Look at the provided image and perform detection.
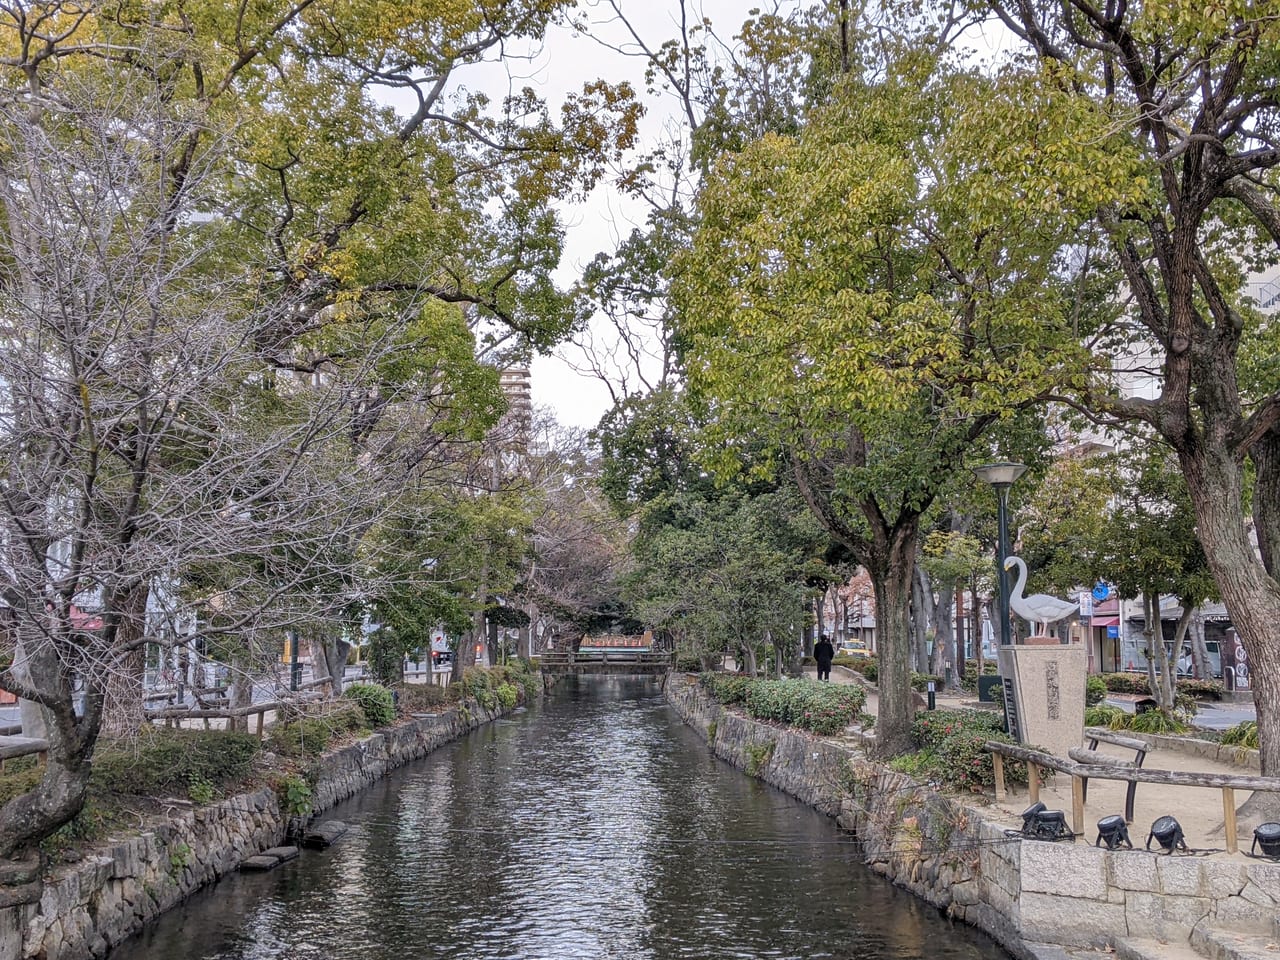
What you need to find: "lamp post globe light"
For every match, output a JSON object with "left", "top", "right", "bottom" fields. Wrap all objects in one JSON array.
[{"left": 973, "top": 462, "right": 1027, "bottom": 647}]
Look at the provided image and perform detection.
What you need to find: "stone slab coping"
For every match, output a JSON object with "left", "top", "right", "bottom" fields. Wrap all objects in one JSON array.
[
  {"left": 302, "top": 820, "right": 348, "bottom": 848},
  {"left": 239, "top": 855, "right": 281, "bottom": 872},
  {"left": 261, "top": 846, "right": 299, "bottom": 862}
]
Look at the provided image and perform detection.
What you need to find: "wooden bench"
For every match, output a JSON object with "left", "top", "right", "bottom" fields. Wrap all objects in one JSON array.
[
  {"left": 1068, "top": 731, "right": 1150, "bottom": 823},
  {"left": 0, "top": 735, "right": 49, "bottom": 772}
]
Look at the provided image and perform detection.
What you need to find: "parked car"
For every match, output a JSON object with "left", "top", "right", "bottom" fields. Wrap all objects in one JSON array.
[{"left": 839, "top": 641, "right": 871, "bottom": 658}]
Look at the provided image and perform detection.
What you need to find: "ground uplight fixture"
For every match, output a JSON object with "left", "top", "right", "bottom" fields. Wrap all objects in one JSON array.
[
  {"left": 1019, "top": 802, "right": 1046, "bottom": 835},
  {"left": 1251, "top": 822, "right": 1280, "bottom": 860},
  {"left": 1018, "top": 803, "right": 1072, "bottom": 842},
  {"left": 1095, "top": 815, "right": 1132, "bottom": 850},
  {"left": 1146, "top": 815, "right": 1186, "bottom": 854}
]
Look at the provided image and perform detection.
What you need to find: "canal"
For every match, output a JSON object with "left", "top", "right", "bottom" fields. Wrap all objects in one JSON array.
[{"left": 110, "top": 677, "right": 1010, "bottom": 960}]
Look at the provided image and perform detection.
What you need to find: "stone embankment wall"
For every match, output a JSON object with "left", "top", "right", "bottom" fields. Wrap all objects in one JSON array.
[
  {"left": 1, "top": 703, "right": 502, "bottom": 960},
  {"left": 665, "top": 675, "right": 1280, "bottom": 960}
]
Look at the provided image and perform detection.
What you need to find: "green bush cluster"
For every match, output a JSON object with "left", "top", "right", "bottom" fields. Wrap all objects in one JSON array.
[
  {"left": 911, "top": 672, "right": 944, "bottom": 692},
  {"left": 834, "top": 656, "right": 877, "bottom": 682},
  {"left": 698, "top": 674, "right": 866, "bottom": 735},
  {"left": 343, "top": 683, "right": 396, "bottom": 727},
  {"left": 92, "top": 729, "right": 260, "bottom": 798},
  {"left": 698, "top": 672, "right": 752, "bottom": 705},
  {"left": 1221, "top": 720, "right": 1259, "bottom": 749},
  {"left": 267, "top": 702, "right": 367, "bottom": 758},
  {"left": 674, "top": 652, "right": 703, "bottom": 672},
  {"left": 1084, "top": 704, "right": 1128, "bottom": 727},
  {"left": 961, "top": 659, "right": 999, "bottom": 691},
  {"left": 456, "top": 663, "right": 532, "bottom": 712},
  {"left": 1177, "top": 678, "right": 1224, "bottom": 700},
  {"left": 393, "top": 682, "right": 455, "bottom": 713},
  {"left": 1097, "top": 672, "right": 1223, "bottom": 701},
  {"left": 1085, "top": 675, "right": 1107, "bottom": 706},
  {"left": 496, "top": 682, "right": 518, "bottom": 710},
  {"left": 895, "top": 709, "right": 1024, "bottom": 794}
]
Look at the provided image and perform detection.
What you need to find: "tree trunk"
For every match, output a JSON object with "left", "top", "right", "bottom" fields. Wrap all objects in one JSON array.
[
  {"left": 930, "top": 576, "right": 956, "bottom": 681},
  {"left": 911, "top": 563, "right": 933, "bottom": 674},
  {"left": 1142, "top": 591, "right": 1176, "bottom": 711},
  {"left": 101, "top": 582, "right": 151, "bottom": 736},
  {"left": 738, "top": 639, "right": 758, "bottom": 677},
  {"left": 487, "top": 616, "right": 500, "bottom": 667},
  {"left": 1182, "top": 442, "right": 1280, "bottom": 775},
  {"left": 872, "top": 529, "right": 919, "bottom": 758},
  {"left": 1189, "top": 613, "right": 1211, "bottom": 680}
]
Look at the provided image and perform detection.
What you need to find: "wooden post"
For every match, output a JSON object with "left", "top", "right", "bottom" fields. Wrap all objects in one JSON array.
[
  {"left": 256, "top": 710, "right": 265, "bottom": 740},
  {"left": 1071, "top": 775, "right": 1085, "bottom": 836},
  {"left": 992, "top": 752, "right": 1006, "bottom": 802},
  {"left": 1222, "top": 786, "right": 1238, "bottom": 854},
  {"left": 1028, "top": 763, "right": 1041, "bottom": 805}
]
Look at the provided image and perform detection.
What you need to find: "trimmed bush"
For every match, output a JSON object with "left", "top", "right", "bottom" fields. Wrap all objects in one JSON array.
[
  {"left": 898, "top": 709, "right": 1023, "bottom": 793},
  {"left": 1085, "top": 675, "right": 1107, "bottom": 706},
  {"left": 674, "top": 653, "right": 703, "bottom": 673},
  {"left": 267, "top": 702, "right": 367, "bottom": 758},
  {"left": 834, "top": 656, "right": 877, "bottom": 682},
  {"left": 911, "top": 672, "right": 944, "bottom": 692},
  {"left": 393, "top": 682, "right": 454, "bottom": 713},
  {"left": 961, "top": 659, "right": 999, "bottom": 691},
  {"left": 1177, "top": 678, "right": 1225, "bottom": 700},
  {"left": 1099, "top": 673, "right": 1151, "bottom": 694},
  {"left": 343, "top": 683, "right": 396, "bottom": 727},
  {"left": 92, "top": 728, "right": 259, "bottom": 797},
  {"left": 496, "top": 682, "right": 518, "bottom": 710},
  {"left": 699, "top": 672, "right": 752, "bottom": 705},
  {"left": 699, "top": 673, "right": 865, "bottom": 735}
]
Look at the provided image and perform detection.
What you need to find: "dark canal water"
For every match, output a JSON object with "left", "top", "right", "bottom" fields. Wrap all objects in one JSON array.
[{"left": 110, "top": 677, "right": 1010, "bottom": 960}]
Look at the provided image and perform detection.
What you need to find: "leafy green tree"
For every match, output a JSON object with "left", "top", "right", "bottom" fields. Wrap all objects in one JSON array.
[
  {"left": 674, "top": 55, "right": 1121, "bottom": 755},
  {"left": 986, "top": 0, "right": 1280, "bottom": 774}
]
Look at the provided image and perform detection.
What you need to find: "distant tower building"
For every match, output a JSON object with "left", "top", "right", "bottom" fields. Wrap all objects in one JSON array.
[{"left": 498, "top": 366, "right": 532, "bottom": 454}]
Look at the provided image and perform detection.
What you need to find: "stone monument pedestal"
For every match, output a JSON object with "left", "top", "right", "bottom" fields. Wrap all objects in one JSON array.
[{"left": 997, "top": 640, "right": 1087, "bottom": 761}]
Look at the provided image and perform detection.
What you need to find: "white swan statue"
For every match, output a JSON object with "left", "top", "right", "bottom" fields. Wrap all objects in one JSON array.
[{"left": 1003, "top": 556, "right": 1079, "bottom": 635}]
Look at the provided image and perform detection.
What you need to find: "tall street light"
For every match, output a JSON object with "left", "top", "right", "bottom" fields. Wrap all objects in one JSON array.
[{"left": 973, "top": 462, "right": 1027, "bottom": 647}]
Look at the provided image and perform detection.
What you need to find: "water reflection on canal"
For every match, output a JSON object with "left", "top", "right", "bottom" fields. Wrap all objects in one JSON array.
[{"left": 110, "top": 676, "right": 1010, "bottom": 960}]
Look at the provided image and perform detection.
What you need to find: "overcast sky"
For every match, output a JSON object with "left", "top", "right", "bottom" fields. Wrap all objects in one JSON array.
[{"left": 496, "top": 0, "right": 750, "bottom": 428}]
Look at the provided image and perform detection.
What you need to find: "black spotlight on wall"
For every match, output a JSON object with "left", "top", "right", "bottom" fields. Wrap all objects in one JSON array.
[
  {"left": 1251, "top": 823, "right": 1280, "bottom": 860},
  {"left": 1032, "top": 808, "right": 1074, "bottom": 842},
  {"left": 1019, "top": 802, "right": 1046, "bottom": 837},
  {"left": 1096, "top": 815, "right": 1132, "bottom": 850},
  {"left": 1146, "top": 816, "right": 1187, "bottom": 854}
]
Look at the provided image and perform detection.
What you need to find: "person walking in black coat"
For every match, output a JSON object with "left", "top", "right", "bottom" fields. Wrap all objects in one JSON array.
[{"left": 814, "top": 634, "right": 835, "bottom": 681}]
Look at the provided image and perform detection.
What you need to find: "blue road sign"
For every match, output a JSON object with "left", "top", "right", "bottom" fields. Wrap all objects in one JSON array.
[{"left": 1091, "top": 582, "right": 1111, "bottom": 602}]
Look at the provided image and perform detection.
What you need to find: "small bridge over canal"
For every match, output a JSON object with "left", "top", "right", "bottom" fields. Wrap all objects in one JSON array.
[{"left": 539, "top": 631, "right": 672, "bottom": 677}]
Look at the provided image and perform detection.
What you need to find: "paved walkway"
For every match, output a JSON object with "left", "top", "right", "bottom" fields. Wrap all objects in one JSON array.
[{"left": 806, "top": 665, "right": 1266, "bottom": 857}]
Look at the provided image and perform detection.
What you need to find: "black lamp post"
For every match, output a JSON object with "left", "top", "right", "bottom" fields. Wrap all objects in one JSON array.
[{"left": 973, "top": 462, "right": 1027, "bottom": 646}]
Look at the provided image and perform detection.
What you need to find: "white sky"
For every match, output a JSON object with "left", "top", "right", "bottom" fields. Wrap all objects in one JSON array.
[{"left": 483, "top": 0, "right": 754, "bottom": 428}]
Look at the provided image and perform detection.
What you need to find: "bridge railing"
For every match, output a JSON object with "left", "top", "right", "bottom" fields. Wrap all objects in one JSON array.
[{"left": 540, "top": 650, "right": 673, "bottom": 666}]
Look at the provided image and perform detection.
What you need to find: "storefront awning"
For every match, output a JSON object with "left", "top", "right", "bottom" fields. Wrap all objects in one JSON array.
[{"left": 1091, "top": 616, "right": 1120, "bottom": 627}]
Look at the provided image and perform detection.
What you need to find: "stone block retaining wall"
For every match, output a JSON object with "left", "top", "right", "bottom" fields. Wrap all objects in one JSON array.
[
  {"left": 1, "top": 702, "right": 502, "bottom": 960},
  {"left": 666, "top": 676, "right": 1280, "bottom": 960}
]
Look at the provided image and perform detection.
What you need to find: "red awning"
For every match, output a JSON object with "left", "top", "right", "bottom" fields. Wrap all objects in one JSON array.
[{"left": 1092, "top": 616, "right": 1120, "bottom": 627}]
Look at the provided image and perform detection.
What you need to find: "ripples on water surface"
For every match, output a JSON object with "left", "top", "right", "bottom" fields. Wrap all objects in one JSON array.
[{"left": 111, "top": 676, "right": 1010, "bottom": 960}]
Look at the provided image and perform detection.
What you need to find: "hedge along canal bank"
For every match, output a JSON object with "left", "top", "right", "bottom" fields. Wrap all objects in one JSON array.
[
  {"left": 0, "top": 700, "right": 512, "bottom": 960},
  {"left": 664, "top": 674, "right": 1280, "bottom": 960}
]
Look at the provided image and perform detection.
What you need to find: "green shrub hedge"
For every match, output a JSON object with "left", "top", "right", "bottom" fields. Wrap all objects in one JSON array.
[
  {"left": 894, "top": 709, "right": 1024, "bottom": 794},
  {"left": 1085, "top": 675, "right": 1107, "bottom": 706},
  {"left": 267, "top": 702, "right": 367, "bottom": 758},
  {"left": 1177, "top": 678, "right": 1224, "bottom": 700},
  {"left": 393, "top": 682, "right": 455, "bottom": 713},
  {"left": 674, "top": 653, "right": 703, "bottom": 673},
  {"left": 343, "top": 683, "right": 396, "bottom": 727},
  {"left": 834, "top": 656, "right": 877, "bottom": 682},
  {"left": 699, "top": 673, "right": 866, "bottom": 735},
  {"left": 93, "top": 728, "right": 260, "bottom": 797}
]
